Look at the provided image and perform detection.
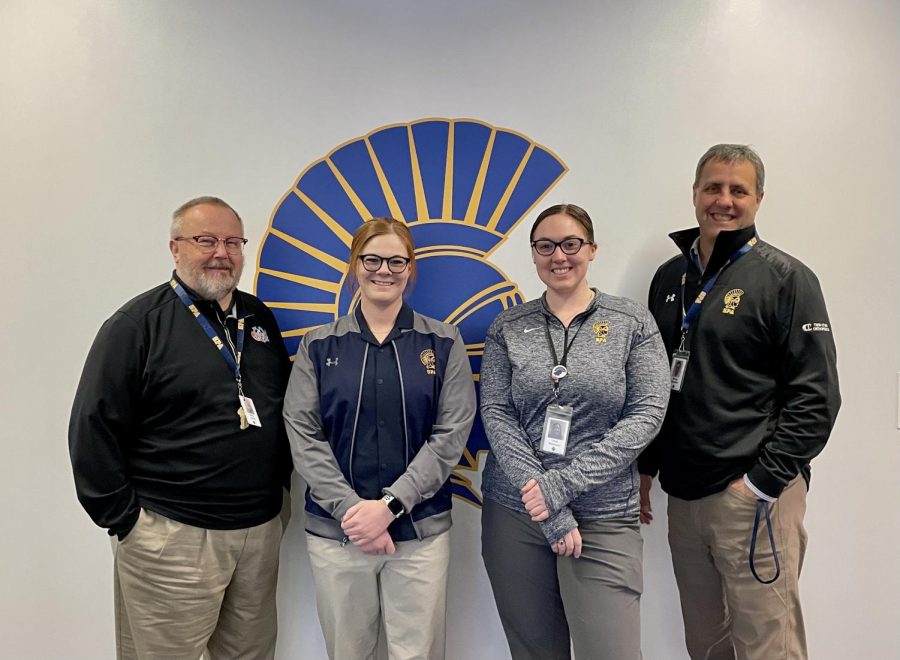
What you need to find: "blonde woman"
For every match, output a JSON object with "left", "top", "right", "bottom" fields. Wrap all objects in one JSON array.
[{"left": 284, "top": 217, "right": 476, "bottom": 660}]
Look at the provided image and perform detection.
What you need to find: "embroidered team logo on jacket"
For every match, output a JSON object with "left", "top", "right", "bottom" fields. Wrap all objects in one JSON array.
[
  {"left": 722, "top": 289, "right": 745, "bottom": 315},
  {"left": 250, "top": 326, "right": 270, "bottom": 343},
  {"left": 420, "top": 349, "right": 436, "bottom": 375},
  {"left": 592, "top": 321, "right": 609, "bottom": 343}
]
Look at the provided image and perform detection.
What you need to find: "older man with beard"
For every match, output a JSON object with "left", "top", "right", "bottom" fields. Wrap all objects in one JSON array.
[{"left": 69, "top": 197, "right": 292, "bottom": 660}]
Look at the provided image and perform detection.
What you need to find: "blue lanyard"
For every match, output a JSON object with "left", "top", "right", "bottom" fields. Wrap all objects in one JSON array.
[
  {"left": 169, "top": 280, "right": 245, "bottom": 384},
  {"left": 678, "top": 235, "right": 758, "bottom": 347}
]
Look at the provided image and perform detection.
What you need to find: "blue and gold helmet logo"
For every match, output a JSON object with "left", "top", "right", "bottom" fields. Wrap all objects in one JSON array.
[{"left": 254, "top": 118, "right": 567, "bottom": 506}]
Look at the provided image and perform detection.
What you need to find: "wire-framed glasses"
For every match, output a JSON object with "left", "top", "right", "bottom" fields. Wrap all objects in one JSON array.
[{"left": 174, "top": 235, "right": 248, "bottom": 254}]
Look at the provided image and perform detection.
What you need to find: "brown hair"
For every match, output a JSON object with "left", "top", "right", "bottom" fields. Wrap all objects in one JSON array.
[
  {"left": 346, "top": 217, "right": 416, "bottom": 290},
  {"left": 529, "top": 203, "right": 595, "bottom": 243},
  {"left": 694, "top": 144, "right": 765, "bottom": 195}
]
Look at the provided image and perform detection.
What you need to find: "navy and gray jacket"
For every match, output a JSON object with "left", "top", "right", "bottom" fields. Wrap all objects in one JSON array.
[{"left": 284, "top": 304, "right": 476, "bottom": 542}]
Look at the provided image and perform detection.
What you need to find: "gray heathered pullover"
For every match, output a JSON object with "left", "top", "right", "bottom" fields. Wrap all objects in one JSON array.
[{"left": 480, "top": 289, "right": 670, "bottom": 544}]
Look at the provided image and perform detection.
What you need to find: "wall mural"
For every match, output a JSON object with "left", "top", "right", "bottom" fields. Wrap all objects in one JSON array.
[{"left": 254, "top": 118, "right": 567, "bottom": 506}]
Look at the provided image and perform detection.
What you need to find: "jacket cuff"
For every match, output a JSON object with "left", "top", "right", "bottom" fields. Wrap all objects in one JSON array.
[
  {"left": 535, "top": 470, "right": 567, "bottom": 514},
  {"left": 538, "top": 506, "right": 578, "bottom": 545},
  {"left": 332, "top": 492, "right": 365, "bottom": 521},
  {"left": 111, "top": 507, "right": 141, "bottom": 541},
  {"left": 745, "top": 465, "right": 785, "bottom": 500}
]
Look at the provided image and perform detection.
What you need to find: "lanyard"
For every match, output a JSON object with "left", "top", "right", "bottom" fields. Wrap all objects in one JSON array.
[
  {"left": 677, "top": 235, "right": 757, "bottom": 350},
  {"left": 749, "top": 499, "right": 781, "bottom": 584},
  {"left": 543, "top": 316, "right": 587, "bottom": 396},
  {"left": 170, "top": 279, "right": 246, "bottom": 394}
]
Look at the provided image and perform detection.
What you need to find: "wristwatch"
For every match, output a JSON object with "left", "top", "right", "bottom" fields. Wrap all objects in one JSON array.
[{"left": 381, "top": 493, "right": 405, "bottom": 518}]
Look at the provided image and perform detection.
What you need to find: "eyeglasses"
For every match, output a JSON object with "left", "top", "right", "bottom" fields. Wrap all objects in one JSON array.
[
  {"left": 358, "top": 254, "right": 411, "bottom": 273},
  {"left": 531, "top": 238, "right": 593, "bottom": 256},
  {"left": 174, "top": 235, "right": 248, "bottom": 254}
]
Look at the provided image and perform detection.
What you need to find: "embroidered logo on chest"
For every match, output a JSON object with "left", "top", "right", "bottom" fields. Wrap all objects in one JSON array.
[
  {"left": 722, "top": 289, "right": 745, "bottom": 315},
  {"left": 592, "top": 321, "right": 609, "bottom": 343},
  {"left": 250, "top": 326, "right": 270, "bottom": 343},
  {"left": 420, "top": 349, "right": 436, "bottom": 375}
]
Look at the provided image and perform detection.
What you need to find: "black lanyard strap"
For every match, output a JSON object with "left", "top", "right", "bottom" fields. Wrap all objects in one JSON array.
[{"left": 544, "top": 316, "right": 587, "bottom": 395}]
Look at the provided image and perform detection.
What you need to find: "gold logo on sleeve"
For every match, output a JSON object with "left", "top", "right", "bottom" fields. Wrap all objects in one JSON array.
[
  {"left": 723, "top": 289, "right": 745, "bottom": 315},
  {"left": 592, "top": 321, "right": 609, "bottom": 343},
  {"left": 420, "top": 349, "right": 436, "bottom": 375}
]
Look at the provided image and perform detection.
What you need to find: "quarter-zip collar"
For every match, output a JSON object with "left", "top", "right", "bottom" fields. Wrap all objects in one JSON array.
[
  {"left": 539, "top": 287, "right": 601, "bottom": 326},
  {"left": 669, "top": 225, "right": 759, "bottom": 277}
]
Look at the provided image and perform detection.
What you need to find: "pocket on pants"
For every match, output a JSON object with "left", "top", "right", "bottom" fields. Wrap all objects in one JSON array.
[{"left": 118, "top": 508, "right": 146, "bottom": 546}]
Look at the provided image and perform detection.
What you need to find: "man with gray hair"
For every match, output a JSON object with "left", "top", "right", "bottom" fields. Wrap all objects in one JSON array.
[
  {"left": 638, "top": 145, "right": 840, "bottom": 659},
  {"left": 69, "top": 197, "right": 292, "bottom": 659}
]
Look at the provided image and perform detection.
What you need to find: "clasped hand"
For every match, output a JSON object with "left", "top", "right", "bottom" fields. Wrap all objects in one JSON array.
[{"left": 341, "top": 500, "right": 396, "bottom": 555}]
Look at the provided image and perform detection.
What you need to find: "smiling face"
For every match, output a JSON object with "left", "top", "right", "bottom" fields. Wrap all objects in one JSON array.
[
  {"left": 355, "top": 232, "right": 411, "bottom": 309},
  {"left": 531, "top": 212, "right": 597, "bottom": 297},
  {"left": 693, "top": 159, "right": 763, "bottom": 249},
  {"left": 169, "top": 202, "right": 244, "bottom": 304}
]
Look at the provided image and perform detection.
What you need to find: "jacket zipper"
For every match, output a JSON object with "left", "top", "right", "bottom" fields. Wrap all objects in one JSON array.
[{"left": 347, "top": 343, "right": 370, "bottom": 491}]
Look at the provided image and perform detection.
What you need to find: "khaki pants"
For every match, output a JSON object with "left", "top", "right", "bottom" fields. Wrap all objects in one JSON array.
[
  {"left": 112, "top": 507, "right": 285, "bottom": 660},
  {"left": 667, "top": 477, "right": 808, "bottom": 660},
  {"left": 306, "top": 530, "right": 450, "bottom": 660}
]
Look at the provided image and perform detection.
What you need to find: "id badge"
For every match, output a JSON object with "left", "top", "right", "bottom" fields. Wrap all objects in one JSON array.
[
  {"left": 540, "top": 403, "right": 573, "bottom": 455},
  {"left": 670, "top": 350, "right": 690, "bottom": 392},
  {"left": 239, "top": 395, "right": 263, "bottom": 428}
]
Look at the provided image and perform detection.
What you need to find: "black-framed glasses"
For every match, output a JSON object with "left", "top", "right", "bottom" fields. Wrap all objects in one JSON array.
[
  {"left": 358, "top": 254, "right": 411, "bottom": 273},
  {"left": 531, "top": 237, "right": 593, "bottom": 256},
  {"left": 174, "top": 235, "right": 248, "bottom": 254}
]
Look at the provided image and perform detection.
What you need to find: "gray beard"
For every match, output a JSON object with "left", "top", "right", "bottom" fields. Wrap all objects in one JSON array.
[
  {"left": 194, "top": 270, "right": 239, "bottom": 302},
  {"left": 179, "top": 262, "right": 242, "bottom": 302}
]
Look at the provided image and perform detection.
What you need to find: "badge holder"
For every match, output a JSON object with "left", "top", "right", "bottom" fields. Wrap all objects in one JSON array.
[
  {"left": 541, "top": 364, "right": 573, "bottom": 455},
  {"left": 541, "top": 403, "right": 573, "bottom": 455},
  {"left": 670, "top": 350, "right": 689, "bottom": 392}
]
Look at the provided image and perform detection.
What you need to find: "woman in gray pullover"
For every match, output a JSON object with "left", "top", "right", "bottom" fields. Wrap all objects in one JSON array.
[{"left": 480, "top": 204, "right": 670, "bottom": 660}]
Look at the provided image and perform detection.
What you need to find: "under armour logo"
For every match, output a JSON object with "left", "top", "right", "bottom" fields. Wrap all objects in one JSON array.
[
  {"left": 665, "top": 294, "right": 676, "bottom": 303},
  {"left": 325, "top": 358, "right": 339, "bottom": 367}
]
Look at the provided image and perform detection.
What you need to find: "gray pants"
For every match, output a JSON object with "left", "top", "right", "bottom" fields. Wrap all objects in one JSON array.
[{"left": 481, "top": 499, "right": 643, "bottom": 660}]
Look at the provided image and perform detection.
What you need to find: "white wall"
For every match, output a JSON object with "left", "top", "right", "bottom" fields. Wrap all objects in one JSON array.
[{"left": 2, "top": 1, "right": 898, "bottom": 658}]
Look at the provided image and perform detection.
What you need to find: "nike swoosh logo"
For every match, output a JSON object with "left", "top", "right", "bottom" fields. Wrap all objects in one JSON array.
[{"left": 523, "top": 327, "right": 541, "bottom": 333}]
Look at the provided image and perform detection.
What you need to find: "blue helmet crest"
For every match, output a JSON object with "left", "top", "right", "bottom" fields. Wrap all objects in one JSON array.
[{"left": 254, "top": 118, "right": 567, "bottom": 506}]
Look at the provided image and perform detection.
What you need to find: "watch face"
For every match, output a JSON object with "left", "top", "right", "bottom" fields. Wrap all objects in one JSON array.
[{"left": 386, "top": 497, "right": 404, "bottom": 517}]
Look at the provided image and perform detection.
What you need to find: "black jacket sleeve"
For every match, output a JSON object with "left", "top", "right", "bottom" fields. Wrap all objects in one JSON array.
[
  {"left": 746, "top": 265, "right": 841, "bottom": 497},
  {"left": 68, "top": 312, "right": 144, "bottom": 538}
]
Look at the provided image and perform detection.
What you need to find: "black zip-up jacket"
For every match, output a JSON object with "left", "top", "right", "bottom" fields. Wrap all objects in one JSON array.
[
  {"left": 69, "top": 274, "right": 292, "bottom": 538},
  {"left": 638, "top": 225, "right": 840, "bottom": 500}
]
